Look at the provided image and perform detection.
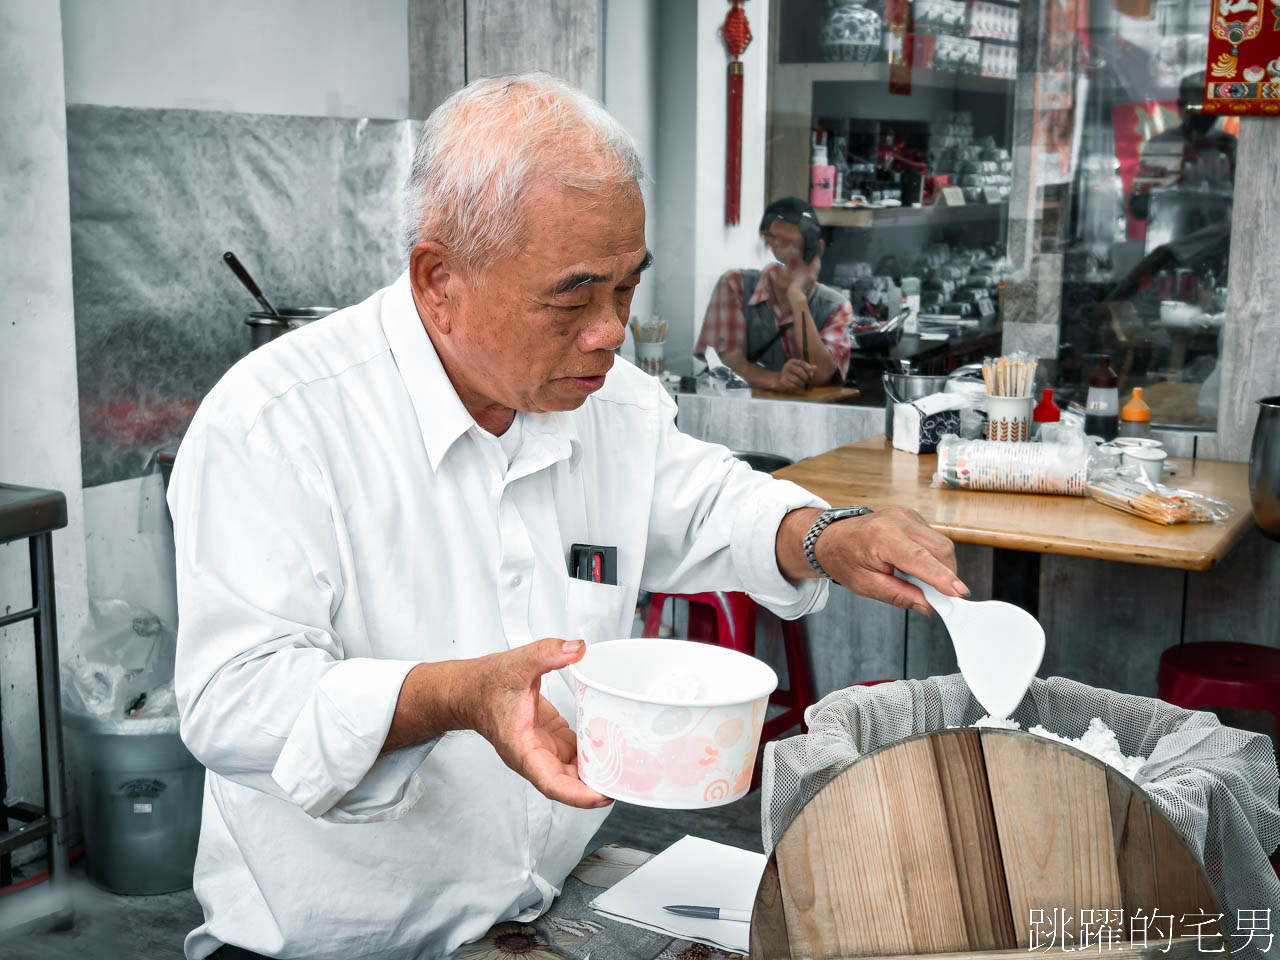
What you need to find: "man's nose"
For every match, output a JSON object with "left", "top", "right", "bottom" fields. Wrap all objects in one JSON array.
[{"left": 579, "top": 305, "right": 626, "bottom": 353}]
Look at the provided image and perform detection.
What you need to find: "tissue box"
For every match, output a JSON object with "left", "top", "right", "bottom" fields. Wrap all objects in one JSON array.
[{"left": 892, "top": 393, "right": 967, "bottom": 454}]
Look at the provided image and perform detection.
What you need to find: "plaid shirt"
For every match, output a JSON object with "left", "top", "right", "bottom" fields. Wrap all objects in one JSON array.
[{"left": 694, "top": 264, "right": 853, "bottom": 379}]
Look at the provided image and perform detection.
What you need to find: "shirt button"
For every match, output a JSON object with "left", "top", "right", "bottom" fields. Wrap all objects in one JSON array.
[{"left": 511, "top": 575, "right": 522, "bottom": 587}]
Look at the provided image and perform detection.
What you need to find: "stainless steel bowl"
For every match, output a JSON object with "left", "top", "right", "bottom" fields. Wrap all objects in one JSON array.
[{"left": 245, "top": 306, "right": 338, "bottom": 351}]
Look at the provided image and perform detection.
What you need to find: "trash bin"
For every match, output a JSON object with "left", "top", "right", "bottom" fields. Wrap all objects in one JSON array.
[{"left": 64, "top": 710, "right": 203, "bottom": 895}]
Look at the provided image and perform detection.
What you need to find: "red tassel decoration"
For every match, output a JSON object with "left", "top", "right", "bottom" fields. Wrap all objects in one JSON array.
[
  {"left": 726, "top": 62, "right": 744, "bottom": 225},
  {"left": 721, "top": 1, "right": 752, "bottom": 226}
]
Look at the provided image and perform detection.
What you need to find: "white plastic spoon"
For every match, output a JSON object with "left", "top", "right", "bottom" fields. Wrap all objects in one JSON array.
[{"left": 902, "top": 574, "right": 1045, "bottom": 720}]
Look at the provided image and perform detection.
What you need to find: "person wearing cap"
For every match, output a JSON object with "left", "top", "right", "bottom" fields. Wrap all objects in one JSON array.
[{"left": 695, "top": 197, "right": 854, "bottom": 394}]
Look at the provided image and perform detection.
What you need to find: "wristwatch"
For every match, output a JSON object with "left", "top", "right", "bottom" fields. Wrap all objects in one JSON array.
[{"left": 803, "top": 506, "right": 874, "bottom": 580}]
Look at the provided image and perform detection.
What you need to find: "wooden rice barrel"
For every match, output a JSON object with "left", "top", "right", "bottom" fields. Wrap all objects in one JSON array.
[{"left": 751, "top": 728, "right": 1225, "bottom": 960}]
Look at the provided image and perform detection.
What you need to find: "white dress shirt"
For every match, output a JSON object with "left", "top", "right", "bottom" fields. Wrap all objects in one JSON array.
[{"left": 167, "top": 272, "right": 829, "bottom": 960}]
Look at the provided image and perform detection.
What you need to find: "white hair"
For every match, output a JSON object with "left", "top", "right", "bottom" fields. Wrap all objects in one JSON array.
[{"left": 400, "top": 72, "right": 645, "bottom": 276}]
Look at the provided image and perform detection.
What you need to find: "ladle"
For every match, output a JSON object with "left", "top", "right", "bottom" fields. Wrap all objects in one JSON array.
[
  {"left": 222, "top": 251, "right": 279, "bottom": 317},
  {"left": 903, "top": 573, "right": 1044, "bottom": 719}
]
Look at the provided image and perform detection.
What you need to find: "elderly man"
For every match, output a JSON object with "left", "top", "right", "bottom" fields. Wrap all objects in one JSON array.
[{"left": 169, "top": 74, "right": 964, "bottom": 960}]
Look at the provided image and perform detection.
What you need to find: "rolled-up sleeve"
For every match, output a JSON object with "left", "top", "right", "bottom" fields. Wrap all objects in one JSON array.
[
  {"left": 639, "top": 385, "right": 830, "bottom": 620},
  {"left": 168, "top": 414, "right": 432, "bottom": 822}
]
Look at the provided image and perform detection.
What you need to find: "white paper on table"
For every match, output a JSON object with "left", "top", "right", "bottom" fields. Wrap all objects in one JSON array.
[{"left": 589, "top": 835, "right": 766, "bottom": 954}]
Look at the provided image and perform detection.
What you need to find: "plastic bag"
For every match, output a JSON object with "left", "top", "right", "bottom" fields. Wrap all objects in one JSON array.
[
  {"left": 1086, "top": 468, "right": 1236, "bottom": 524},
  {"left": 63, "top": 597, "right": 179, "bottom": 730},
  {"left": 932, "top": 430, "right": 1088, "bottom": 495},
  {"left": 695, "top": 346, "right": 751, "bottom": 397}
]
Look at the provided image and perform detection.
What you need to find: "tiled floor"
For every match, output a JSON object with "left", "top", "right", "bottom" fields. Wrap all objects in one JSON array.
[{"left": 0, "top": 796, "right": 762, "bottom": 959}]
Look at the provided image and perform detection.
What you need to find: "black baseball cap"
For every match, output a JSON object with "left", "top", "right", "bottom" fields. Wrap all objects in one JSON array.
[{"left": 759, "top": 197, "right": 822, "bottom": 263}]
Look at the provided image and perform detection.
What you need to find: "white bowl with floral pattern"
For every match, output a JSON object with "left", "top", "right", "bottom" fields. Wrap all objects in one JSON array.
[{"left": 569, "top": 638, "right": 778, "bottom": 808}]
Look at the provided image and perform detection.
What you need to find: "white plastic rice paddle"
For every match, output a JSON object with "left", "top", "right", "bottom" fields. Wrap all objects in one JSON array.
[{"left": 903, "top": 574, "right": 1045, "bottom": 720}]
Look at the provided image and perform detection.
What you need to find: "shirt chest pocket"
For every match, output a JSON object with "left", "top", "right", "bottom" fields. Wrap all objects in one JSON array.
[{"left": 564, "top": 578, "right": 630, "bottom": 646}]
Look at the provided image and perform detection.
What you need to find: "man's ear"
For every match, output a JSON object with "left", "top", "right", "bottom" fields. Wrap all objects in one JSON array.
[{"left": 409, "top": 241, "right": 454, "bottom": 334}]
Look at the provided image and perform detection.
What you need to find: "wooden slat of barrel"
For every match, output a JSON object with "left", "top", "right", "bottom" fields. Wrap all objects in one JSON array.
[
  {"left": 1148, "top": 808, "right": 1223, "bottom": 938},
  {"left": 773, "top": 732, "right": 1001, "bottom": 959},
  {"left": 929, "top": 732, "right": 1018, "bottom": 950},
  {"left": 1109, "top": 778, "right": 1160, "bottom": 918},
  {"left": 1108, "top": 772, "right": 1222, "bottom": 940},
  {"left": 982, "top": 733, "right": 1125, "bottom": 947},
  {"left": 751, "top": 855, "right": 793, "bottom": 960}
]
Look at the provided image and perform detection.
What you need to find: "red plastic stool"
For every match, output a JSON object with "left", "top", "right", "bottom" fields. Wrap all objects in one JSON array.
[
  {"left": 1157, "top": 642, "right": 1280, "bottom": 735},
  {"left": 642, "top": 591, "right": 816, "bottom": 745}
]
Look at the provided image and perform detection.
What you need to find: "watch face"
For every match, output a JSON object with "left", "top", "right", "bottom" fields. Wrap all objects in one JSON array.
[{"left": 829, "top": 506, "right": 870, "bottom": 520}]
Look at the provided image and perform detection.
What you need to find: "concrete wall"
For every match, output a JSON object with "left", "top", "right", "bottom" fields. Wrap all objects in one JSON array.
[
  {"left": 61, "top": 0, "right": 410, "bottom": 119},
  {"left": 691, "top": 0, "right": 773, "bottom": 357},
  {"left": 652, "top": 0, "right": 772, "bottom": 376},
  {"left": 57, "top": 0, "right": 416, "bottom": 633},
  {"left": 0, "top": 0, "right": 90, "bottom": 845},
  {"left": 603, "top": 0, "right": 660, "bottom": 358}
]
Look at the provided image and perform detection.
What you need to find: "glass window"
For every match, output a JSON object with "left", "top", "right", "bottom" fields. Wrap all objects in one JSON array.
[{"left": 765, "top": 0, "right": 1233, "bottom": 429}]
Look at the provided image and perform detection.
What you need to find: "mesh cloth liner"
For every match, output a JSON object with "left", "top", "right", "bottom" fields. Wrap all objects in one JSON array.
[{"left": 762, "top": 675, "right": 1280, "bottom": 959}]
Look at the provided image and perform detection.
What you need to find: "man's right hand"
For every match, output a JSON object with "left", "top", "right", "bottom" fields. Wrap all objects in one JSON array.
[
  {"left": 770, "top": 358, "right": 816, "bottom": 393},
  {"left": 457, "top": 638, "right": 613, "bottom": 810}
]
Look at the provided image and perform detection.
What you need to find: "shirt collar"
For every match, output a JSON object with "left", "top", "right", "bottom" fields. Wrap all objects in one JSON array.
[
  {"left": 746, "top": 263, "right": 778, "bottom": 308},
  {"left": 380, "top": 272, "right": 477, "bottom": 472},
  {"left": 380, "top": 271, "right": 583, "bottom": 473}
]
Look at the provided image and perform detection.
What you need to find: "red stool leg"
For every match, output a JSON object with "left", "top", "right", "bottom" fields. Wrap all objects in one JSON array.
[
  {"left": 712, "top": 592, "right": 758, "bottom": 654},
  {"left": 642, "top": 593, "right": 669, "bottom": 638}
]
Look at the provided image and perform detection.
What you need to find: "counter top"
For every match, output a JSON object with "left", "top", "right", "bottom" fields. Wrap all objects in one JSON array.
[{"left": 775, "top": 435, "right": 1253, "bottom": 570}]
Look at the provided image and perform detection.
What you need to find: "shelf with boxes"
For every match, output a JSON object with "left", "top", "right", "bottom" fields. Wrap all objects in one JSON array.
[
  {"left": 773, "top": 61, "right": 1011, "bottom": 95},
  {"left": 811, "top": 0, "right": 1021, "bottom": 78},
  {"left": 815, "top": 200, "right": 1008, "bottom": 228},
  {"left": 768, "top": 0, "right": 1022, "bottom": 211}
]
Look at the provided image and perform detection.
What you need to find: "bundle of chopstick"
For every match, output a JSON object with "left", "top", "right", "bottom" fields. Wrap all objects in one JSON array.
[
  {"left": 1086, "top": 476, "right": 1201, "bottom": 524},
  {"left": 981, "top": 355, "right": 1037, "bottom": 397},
  {"left": 630, "top": 318, "right": 666, "bottom": 343}
]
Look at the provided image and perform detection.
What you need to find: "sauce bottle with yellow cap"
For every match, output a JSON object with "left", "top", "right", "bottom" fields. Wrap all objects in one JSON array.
[{"left": 1119, "top": 387, "right": 1151, "bottom": 439}]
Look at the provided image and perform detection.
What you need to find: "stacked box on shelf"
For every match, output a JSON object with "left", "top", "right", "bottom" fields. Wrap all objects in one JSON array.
[
  {"left": 915, "top": 0, "right": 968, "bottom": 36},
  {"left": 965, "top": 0, "right": 1019, "bottom": 41},
  {"left": 965, "top": 0, "right": 1019, "bottom": 79},
  {"left": 914, "top": 242, "right": 1013, "bottom": 317},
  {"left": 980, "top": 42, "right": 1017, "bottom": 79},
  {"left": 927, "top": 112, "right": 1012, "bottom": 203}
]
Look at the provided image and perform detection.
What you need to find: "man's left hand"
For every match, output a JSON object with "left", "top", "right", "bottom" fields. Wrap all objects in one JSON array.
[
  {"left": 785, "top": 507, "right": 966, "bottom": 614},
  {"left": 784, "top": 253, "right": 819, "bottom": 303}
]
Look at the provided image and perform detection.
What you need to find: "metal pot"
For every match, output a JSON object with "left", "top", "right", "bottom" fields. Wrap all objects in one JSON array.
[
  {"left": 245, "top": 306, "right": 338, "bottom": 351},
  {"left": 1249, "top": 395, "right": 1280, "bottom": 540},
  {"left": 882, "top": 372, "right": 951, "bottom": 440}
]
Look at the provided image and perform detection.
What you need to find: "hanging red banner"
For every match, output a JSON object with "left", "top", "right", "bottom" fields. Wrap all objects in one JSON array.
[
  {"left": 1201, "top": 0, "right": 1280, "bottom": 114},
  {"left": 721, "top": 0, "right": 752, "bottom": 225}
]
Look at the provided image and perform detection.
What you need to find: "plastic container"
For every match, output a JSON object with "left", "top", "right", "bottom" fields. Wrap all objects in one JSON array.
[
  {"left": 810, "top": 163, "right": 837, "bottom": 208},
  {"left": 65, "top": 711, "right": 204, "bottom": 894},
  {"left": 1120, "top": 387, "right": 1152, "bottom": 439},
  {"left": 1084, "top": 355, "right": 1119, "bottom": 441}
]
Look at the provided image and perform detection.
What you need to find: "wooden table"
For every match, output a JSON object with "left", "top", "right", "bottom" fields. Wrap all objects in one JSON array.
[
  {"left": 750, "top": 385, "right": 861, "bottom": 403},
  {"left": 775, "top": 435, "right": 1253, "bottom": 613}
]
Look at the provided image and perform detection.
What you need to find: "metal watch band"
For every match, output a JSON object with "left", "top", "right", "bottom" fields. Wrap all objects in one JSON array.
[{"left": 803, "top": 506, "right": 874, "bottom": 580}]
